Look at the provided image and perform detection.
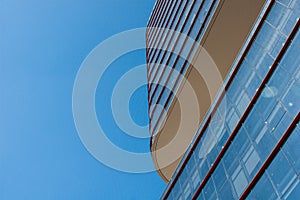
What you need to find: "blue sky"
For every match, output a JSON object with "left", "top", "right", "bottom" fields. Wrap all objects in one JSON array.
[{"left": 0, "top": 0, "right": 166, "bottom": 199}]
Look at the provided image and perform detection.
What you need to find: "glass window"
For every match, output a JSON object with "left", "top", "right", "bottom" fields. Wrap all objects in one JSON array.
[
  {"left": 198, "top": 0, "right": 213, "bottom": 25},
  {"left": 255, "top": 126, "right": 276, "bottom": 161},
  {"left": 283, "top": 178, "right": 300, "bottom": 199},
  {"left": 267, "top": 150, "right": 297, "bottom": 196},
  {"left": 162, "top": 0, "right": 177, "bottom": 26},
  {"left": 203, "top": 178, "right": 217, "bottom": 200},
  {"left": 254, "top": 53, "right": 274, "bottom": 79},
  {"left": 198, "top": 158, "right": 209, "bottom": 181},
  {"left": 247, "top": 173, "right": 278, "bottom": 199},
  {"left": 267, "top": 67, "right": 293, "bottom": 98},
  {"left": 232, "top": 127, "right": 251, "bottom": 159},
  {"left": 182, "top": 1, "right": 199, "bottom": 34},
  {"left": 283, "top": 127, "right": 300, "bottom": 174},
  {"left": 282, "top": 9, "right": 298, "bottom": 36},
  {"left": 236, "top": 91, "right": 250, "bottom": 115},
  {"left": 207, "top": 143, "right": 219, "bottom": 165},
  {"left": 217, "top": 129, "right": 229, "bottom": 148},
  {"left": 219, "top": 181, "right": 235, "bottom": 200},
  {"left": 177, "top": 1, "right": 193, "bottom": 31},
  {"left": 180, "top": 167, "right": 189, "bottom": 187},
  {"left": 213, "top": 161, "right": 227, "bottom": 190},
  {"left": 183, "top": 182, "right": 192, "bottom": 200},
  {"left": 270, "top": 32, "right": 286, "bottom": 57},
  {"left": 227, "top": 77, "right": 243, "bottom": 101},
  {"left": 235, "top": 60, "right": 252, "bottom": 86},
  {"left": 244, "top": 109, "right": 264, "bottom": 140},
  {"left": 232, "top": 165, "right": 248, "bottom": 196},
  {"left": 246, "top": 41, "right": 265, "bottom": 68},
  {"left": 210, "top": 111, "right": 223, "bottom": 135},
  {"left": 282, "top": 81, "right": 300, "bottom": 117},
  {"left": 150, "top": 84, "right": 163, "bottom": 106},
  {"left": 150, "top": 55, "right": 168, "bottom": 84},
  {"left": 266, "top": 2, "right": 288, "bottom": 30},
  {"left": 278, "top": 0, "right": 293, "bottom": 7},
  {"left": 255, "top": 23, "right": 276, "bottom": 50},
  {"left": 165, "top": 69, "right": 178, "bottom": 93},
  {"left": 266, "top": 103, "right": 286, "bottom": 132},
  {"left": 196, "top": 193, "right": 205, "bottom": 200},
  {"left": 242, "top": 146, "right": 260, "bottom": 177},
  {"left": 223, "top": 148, "right": 239, "bottom": 175},
  {"left": 191, "top": 169, "right": 200, "bottom": 189},
  {"left": 291, "top": 0, "right": 300, "bottom": 12},
  {"left": 227, "top": 109, "right": 239, "bottom": 132},
  {"left": 172, "top": 181, "right": 181, "bottom": 200},
  {"left": 158, "top": 89, "right": 172, "bottom": 111},
  {"left": 189, "top": 0, "right": 209, "bottom": 39},
  {"left": 195, "top": 136, "right": 204, "bottom": 161},
  {"left": 165, "top": 90, "right": 174, "bottom": 110},
  {"left": 245, "top": 72, "right": 261, "bottom": 97},
  {"left": 295, "top": 68, "right": 300, "bottom": 83},
  {"left": 173, "top": 34, "right": 185, "bottom": 55},
  {"left": 186, "top": 154, "right": 196, "bottom": 171},
  {"left": 247, "top": 127, "right": 300, "bottom": 200},
  {"left": 254, "top": 125, "right": 268, "bottom": 144},
  {"left": 160, "top": 30, "right": 169, "bottom": 49},
  {"left": 272, "top": 112, "right": 293, "bottom": 140},
  {"left": 217, "top": 94, "right": 230, "bottom": 118},
  {"left": 167, "top": 0, "right": 181, "bottom": 28},
  {"left": 174, "top": 56, "right": 186, "bottom": 72},
  {"left": 198, "top": 130, "right": 217, "bottom": 162},
  {"left": 255, "top": 88, "right": 277, "bottom": 120},
  {"left": 280, "top": 39, "right": 300, "bottom": 76}
]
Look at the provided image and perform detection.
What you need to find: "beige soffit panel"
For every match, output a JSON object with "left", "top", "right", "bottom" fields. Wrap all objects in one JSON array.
[{"left": 151, "top": 0, "right": 267, "bottom": 182}]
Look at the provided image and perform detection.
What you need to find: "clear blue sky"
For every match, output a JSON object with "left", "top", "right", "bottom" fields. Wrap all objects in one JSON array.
[{"left": 0, "top": 0, "right": 166, "bottom": 199}]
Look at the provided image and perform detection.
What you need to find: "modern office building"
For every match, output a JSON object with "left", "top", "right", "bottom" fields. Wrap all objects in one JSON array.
[{"left": 146, "top": 0, "right": 300, "bottom": 199}]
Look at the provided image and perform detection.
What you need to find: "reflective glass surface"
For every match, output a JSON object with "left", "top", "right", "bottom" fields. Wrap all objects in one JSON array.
[{"left": 160, "top": 0, "right": 300, "bottom": 199}]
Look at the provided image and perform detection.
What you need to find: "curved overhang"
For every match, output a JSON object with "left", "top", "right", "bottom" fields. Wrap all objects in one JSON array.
[{"left": 149, "top": 0, "right": 268, "bottom": 182}]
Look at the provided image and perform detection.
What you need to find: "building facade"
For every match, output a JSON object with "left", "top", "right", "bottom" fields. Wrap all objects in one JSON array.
[{"left": 146, "top": 0, "right": 300, "bottom": 199}]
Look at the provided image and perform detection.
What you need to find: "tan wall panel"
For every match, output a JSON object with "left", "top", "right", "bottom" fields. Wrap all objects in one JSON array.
[{"left": 151, "top": 0, "right": 267, "bottom": 182}]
